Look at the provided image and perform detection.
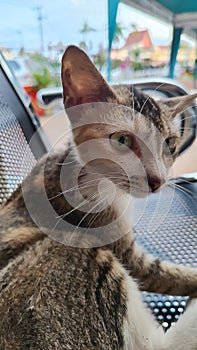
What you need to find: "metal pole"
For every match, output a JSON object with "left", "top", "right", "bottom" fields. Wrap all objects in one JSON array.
[
  {"left": 107, "top": 0, "right": 111, "bottom": 82},
  {"left": 36, "top": 6, "right": 44, "bottom": 55},
  {"left": 107, "top": 0, "right": 120, "bottom": 82}
]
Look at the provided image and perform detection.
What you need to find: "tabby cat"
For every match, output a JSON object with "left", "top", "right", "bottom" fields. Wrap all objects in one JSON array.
[{"left": 0, "top": 45, "right": 197, "bottom": 350}]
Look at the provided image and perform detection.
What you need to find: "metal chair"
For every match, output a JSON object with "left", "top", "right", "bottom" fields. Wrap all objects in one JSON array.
[{"left": 0, "top": 52, "right": 49, "bottom": 206}]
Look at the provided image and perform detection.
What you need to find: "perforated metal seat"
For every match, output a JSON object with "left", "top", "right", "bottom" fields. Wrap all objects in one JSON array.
[
  {"left": 135, "top": 181, "right": 197, "bottom": 329},
  {"left": 0, "top": 91, "right": 36, "bottom": 205},
  {"left": 0, "top": 53, "right": 49, "bottom": 206}
]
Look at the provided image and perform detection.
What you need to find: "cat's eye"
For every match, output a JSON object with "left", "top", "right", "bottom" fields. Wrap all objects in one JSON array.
[
  {"left": 163, "top": 137, "right": 177, "bottom": 156},
  {"left": 109, "top": 133, "right": 133, "bottom": 152}
]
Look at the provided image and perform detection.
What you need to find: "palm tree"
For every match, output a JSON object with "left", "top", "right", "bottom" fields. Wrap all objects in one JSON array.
[
  {"left": 113, "top": 22, "right": 125, "bottom": 44},
  {"left": 130, "top": 23, "right": 139, "bottom": 32},
  {"left": 133, "top": 48, "right": 141, "bottom": 62},
  {"left": 79, "top": 21, "right": 96, "bottom": 52},
  {"left": 80, "top": 21, "right": 96, "bottom": 36},
  {"left": 79, "top": 41, "right": 88, "bottom": 51}
]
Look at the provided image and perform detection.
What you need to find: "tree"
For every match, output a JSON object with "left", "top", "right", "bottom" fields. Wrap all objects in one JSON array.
[
  {"left": 79, "top": 41, "right": 88, "bottom": 51},
  {"left": 18, "top": 47, "right": 25, "bottom": 56},
  {"left": 113, "top": 22, "right": 125, "bottom": 44},
  {"left": 133, "top": 48, "right": 141, "bottom": 62},
  {"left": 80, "top": 21, "right": 96, "bottom": 36},
  {"left": 130, "top": 23, "right": 139, "bottom": 32},
  {"left": 79, "top": 21, "right": 96, "bottom": 52},
  {"left": 93, "top": 53, "right": 106, "bottom": 71}
]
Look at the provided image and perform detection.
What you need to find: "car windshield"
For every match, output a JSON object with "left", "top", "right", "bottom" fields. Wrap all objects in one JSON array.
[{"left": 7, "top": 60, "right": 21, "bottom": 71}]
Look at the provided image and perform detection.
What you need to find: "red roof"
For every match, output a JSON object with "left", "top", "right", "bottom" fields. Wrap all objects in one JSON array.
[{"left": 124, "top": 30, "right": 153, "bottom": 50}]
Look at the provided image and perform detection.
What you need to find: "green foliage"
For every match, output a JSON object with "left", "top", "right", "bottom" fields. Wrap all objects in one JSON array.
[
  {"left": 79, "top": 21, "right": 96, "bottom": 53},
  {"left": 33, "top": 68, "right": 53, "bottom": 89},
  {"left": 29, "top": 52, "right": 47, "bottom": 63},
  {"left": 79, "top": 41, "right": 88, "bottom": 51},
  {"left": 130, "top": 23, "right": 139, "bottom": 32},
  {"left": 133, "top": 48, "right": 141, "bottom": 61},
  {"left": 50, "top": 61, "right": 60, "bottom": 69},
  {"left": 111, "top": 59, "right": 122, "bottom": 69},
  {"left": 113, "top": 22, "right": 125, "bottom": 43},
  {"left": 133, "top": 61, "right": 144, "bottom": 71},
  {"left": 180, "top": 39, "right": 191, "bottom": 50},
  {"left": 80, "top": 21, "right": 96, "bottom": 34},
  {"left": 93, "top": 53, "right": 106, "bottom": 71},
  {"left": 28, "top": 53, "right": 60, "bottom": 89}
]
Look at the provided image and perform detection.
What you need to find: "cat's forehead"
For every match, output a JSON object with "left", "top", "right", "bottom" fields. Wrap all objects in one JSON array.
[
  {"left": 92, "top": 103, "right": 166, "bottom": 145},
  {"left": 113, "top": 84, "right": 164, "bottom": 132}
]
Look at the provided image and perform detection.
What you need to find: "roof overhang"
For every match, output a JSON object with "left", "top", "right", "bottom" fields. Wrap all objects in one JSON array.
[
  {"left": 122, "top": 0, "right": 197, "bottom": 38},
  {"left": 123, "top": 0, "right": 173, "bottom": 24},
  {"left": 107, "top": 0, "right": 197, "bottom": 80}
]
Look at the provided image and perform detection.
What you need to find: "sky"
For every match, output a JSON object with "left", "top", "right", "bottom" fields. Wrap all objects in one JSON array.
[{"left": 0, "top": 0, "right": 174, "bottom": 53}]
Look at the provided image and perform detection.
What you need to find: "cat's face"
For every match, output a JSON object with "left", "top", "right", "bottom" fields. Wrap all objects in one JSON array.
[{"left": 61, "top": 46, "right": 197, "bottom": 198}]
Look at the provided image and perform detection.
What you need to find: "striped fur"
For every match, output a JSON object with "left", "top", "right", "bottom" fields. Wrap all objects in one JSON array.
[{"left": 0, "top": 45, "right": 197, "bottom": 349}]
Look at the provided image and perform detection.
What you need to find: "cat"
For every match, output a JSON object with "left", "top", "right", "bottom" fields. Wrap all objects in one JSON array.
[{"left": 0, "top": 45, "right": 197, "bottom": 349}]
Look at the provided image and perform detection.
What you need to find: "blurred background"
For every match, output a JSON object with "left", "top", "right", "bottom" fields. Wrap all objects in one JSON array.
[{"left": 0, "top": 0, "right": 196, "bottom": 176}]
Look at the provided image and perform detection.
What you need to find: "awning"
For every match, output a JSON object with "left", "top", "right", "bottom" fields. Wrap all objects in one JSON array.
[{"left": 108, "top": 0, "right": 197, "bottom": 80}]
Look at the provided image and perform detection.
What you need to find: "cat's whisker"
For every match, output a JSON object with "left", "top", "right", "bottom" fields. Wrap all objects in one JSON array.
[
  {"left": 68, "top": 180, "right": 126, "bottom": 235},
  {"left": 178, "top": 180, "right": 196, "bottom": 188},
  {"left": 84, "top": 171, "right": 127, "bottom": 177},
  {"left": 56, "top": 190, "right": 99, "bottom": 219},
  {"left": 85, "top": 189, "right": 126, "bottom": 236},
  {"left": 49, "top": 177, "right": 106, "bottom": 200},
  {"left": 55, "top": 160, "right": 76, "bottom": 166},
  {"left": 178, "top": 105, "right": 197, "bottom": 116},
  {"left": 68, "top": 196, "right": 108, "bottom": 244},
  {"left": 165, "top": 185, "right": 190, "bottom": 214},
  {"left": 84, "top": 201, "right": 108, "bottom": 235},
  {"left": 179, "top": 127, "right": 196, "bottom": 131},
  {"left": 131, "top": 83, "right": 135, "bottom": 117},
  {"left": 166, "top": 184, "right": 194, "bottom": 215},
  {"left": 171, "top": 177, "right": 196, "bottom": 185},
  {"left": 49, "top": 173, "right": 129, "bottom": 202},
  {"left": 55, "top": 197, "right": 91, "bottom": 220},
  {"left": 176, "top": 115, "right": 196, "bottom": 122},
  {"left": 168, "top": 177, "right": 196, "bottom": 192},
  {"left": 77, "top": 198, "right": 106, "bottom": 229},
  {"left": 80, "top": 172, "right": 129, "bottom": 184},
  {"left": 138, "top": 82, "right": 167, "bottom": 116},
  {"left": 169, "top": 182, "right": 197, "bottom": 199},
  {"left": 49, "top": 185, "right": 82, "bottom": 200},
  {"left": 53, "top": 191, "right": 99, "bottom": 232},
  {"left": 67, "top": 179, "right": 125, "bottom": 237},
  {"left": 49, "top": 186, "right": 81, "bottom": 200},
  {"left": 167, "top": 181, "right": 192, "bottom": 196}
]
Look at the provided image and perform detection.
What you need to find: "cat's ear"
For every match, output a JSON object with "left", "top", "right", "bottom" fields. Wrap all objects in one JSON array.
[
  {"left": 159, "top": 93, "right": 197, "bottom": 119},
  {"left": 61, "top": 45, "right": 116, "bottom": 108}
]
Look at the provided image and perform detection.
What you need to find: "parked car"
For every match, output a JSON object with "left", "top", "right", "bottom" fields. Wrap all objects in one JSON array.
[
  {"left": 7, "top": 56, "right": 57, "bottom": 116},
  {"left": 7, "top": 56, "right": 35, "bottom": 87}
]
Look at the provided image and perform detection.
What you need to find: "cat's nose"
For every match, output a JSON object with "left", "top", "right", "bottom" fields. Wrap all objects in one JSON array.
[{"left": 147, "top": 176, "right": 164, "bottom": 192}]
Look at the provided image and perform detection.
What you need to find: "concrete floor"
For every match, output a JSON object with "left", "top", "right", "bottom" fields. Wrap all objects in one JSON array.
[{"left": 40, "top": 110, "right": 197, "bottom": 178}]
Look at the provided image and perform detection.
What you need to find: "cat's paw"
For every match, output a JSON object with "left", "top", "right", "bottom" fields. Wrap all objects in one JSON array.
[
  {"left": 186, "top": 297, "right": 197, "bottom": 309},
  {"left": 163, "top": 298, "right": 197, "bottom": 350}
]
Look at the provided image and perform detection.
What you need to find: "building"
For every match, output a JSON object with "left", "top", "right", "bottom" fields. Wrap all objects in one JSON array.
[{"left": 111, "top": 29, "right": 153, "bottom": 63}]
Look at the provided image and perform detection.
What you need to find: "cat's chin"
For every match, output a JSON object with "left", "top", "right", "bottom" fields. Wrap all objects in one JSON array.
[
  {"left": 132, "top": 191, "right": 149, "bottom": 199},
  {"left": 127, "top": 188, "right": 150, "bottom": 199}
]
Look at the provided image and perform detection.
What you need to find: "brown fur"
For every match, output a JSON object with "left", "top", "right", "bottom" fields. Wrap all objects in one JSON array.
[{"left": 0, "top": 45, "right": 197, "bottom": 349}]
